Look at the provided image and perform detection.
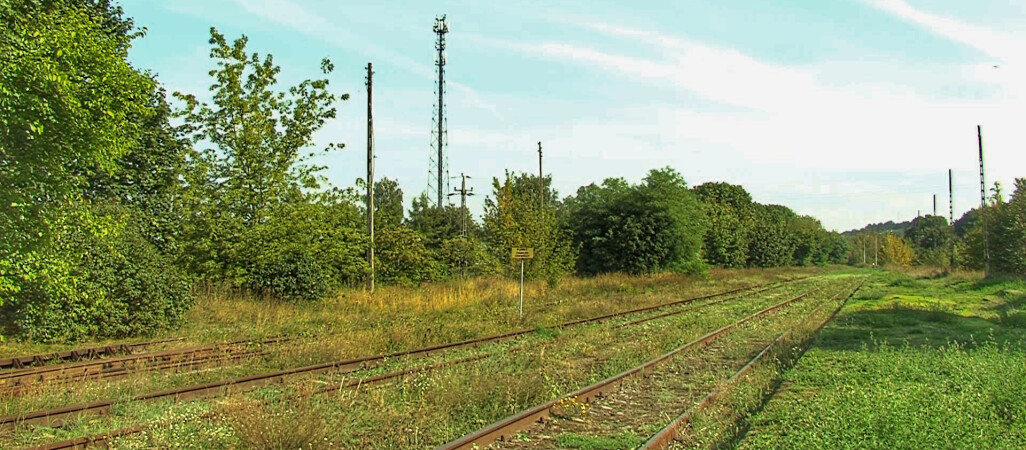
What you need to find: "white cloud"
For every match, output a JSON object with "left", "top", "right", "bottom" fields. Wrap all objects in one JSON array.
[{"left": 862, "top": 0, "right": 1026, "bottom": 63}]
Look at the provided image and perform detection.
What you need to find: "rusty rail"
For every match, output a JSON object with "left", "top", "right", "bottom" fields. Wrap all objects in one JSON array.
[
  {"left": 0, "top": 336, "right": 288, "bottom": 394},
  {"left": 641, "top": 279, "right": 865, "bottom": 449},
  {"left": 4, "top": 278, "right": 801, "bottom": 431},
  {"left": 0, "top": 338, "right": 185, "bottom": 370},
  {"left": 437, "top": 284, "right": 823, "bottom": 450},
  {"left": 30, "top": 353, "right": 492, "bottom": 450}
]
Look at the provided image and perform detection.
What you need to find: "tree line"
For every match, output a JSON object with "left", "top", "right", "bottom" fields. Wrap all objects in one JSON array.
[
  {"left": 845, "top": 180, "right": 1026, "bottom": 274},
  {"left": 0, "top": 1, "right": 970, "bottom": 343}
]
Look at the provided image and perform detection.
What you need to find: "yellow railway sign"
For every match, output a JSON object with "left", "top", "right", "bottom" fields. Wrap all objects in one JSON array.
[{"left": 511, "top": 247, "right": 534, "bottom": 260}]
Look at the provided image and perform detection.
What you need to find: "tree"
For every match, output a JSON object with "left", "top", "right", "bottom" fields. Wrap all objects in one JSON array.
[
  {"left": 563, "top": 168, "right": 707, "bottom": 275},
  {"left": 880, "top": 234, "right": 914, "bottom": 267},
  {"left": 991, "top": 178, "right": 1026, "bottom": 275},
  {"left": 692, "top": 182, "right": 753, "bottom": 268},
  {"left": 483, "top": 172, "right": 575, "bottom": 282},
  {"left": 905, "top": 215, "right": 950, "bottom": 266},
  {"left": 1, "top": 0, "right": 155, "bottom": 304},
  {"left": 174, "top": 27, "right": 346, "bottom": 280},
  {"left": 372, "top": 178, "right": 403, "bottom": 230},
  {"left": 748, "top": 204, "right": 798, "bottom": 268}
]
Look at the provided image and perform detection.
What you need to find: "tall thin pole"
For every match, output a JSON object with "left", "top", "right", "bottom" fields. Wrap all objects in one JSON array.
[
  {"left": 434, "top": 16, "right": 448, "bottom": 208},
  {"left": 949, "top": 169, "right": 955, "bottom": 268},
  {"left": 519, "top": 259, "right": 524, "bottom": 319},
  {"left": 366, "top": 62, "right": 375, "bottom": 292},
  {"left": 538, "top": 141, "right": 543, "bottom": 179},
  {"left": 933, "top": 194, "right": 937, "bottom": 216},
  {"left": 978, "top": 125, "right": 990, "bottom": 277},
  {"left": 874, "top": 235, "right": 878, "bottom": 266}
]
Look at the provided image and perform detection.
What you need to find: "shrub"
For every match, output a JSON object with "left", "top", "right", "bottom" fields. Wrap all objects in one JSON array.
[
  {"left": 248, "top": 245, "right": 330, "bottom": 301},
  {"left": 8, "top": 203, "right": 193, "bottom": 342}
]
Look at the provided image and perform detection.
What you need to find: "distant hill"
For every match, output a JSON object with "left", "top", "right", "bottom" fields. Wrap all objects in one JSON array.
[{"left": 841, "top": 219, "right": 913, "bottom": 237}]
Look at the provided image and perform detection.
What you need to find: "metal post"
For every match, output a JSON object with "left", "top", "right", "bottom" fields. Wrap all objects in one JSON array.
[
  {"left": 933, "top": 195, "right": 937, "bottom": 216},
  {"left": 538, "top": 141, "right": 543, "bottom": 179},
  {"left": 978, "top": 125, "right": 990, "bottom": 277},
  {"left": 519, "top": 259, "right": 525, "bottom": 319},
  {"left": 434, "top": 16, "right": 448, "bottom": 208},
  {"left": 949, "top": 169, "right": 955, "bottom": 268},
  {"left": 874, "top": 235, "right": 878, "bottom": 267},
  {"left": 366, "top": 62, "right": 375, "bottom": 292}
]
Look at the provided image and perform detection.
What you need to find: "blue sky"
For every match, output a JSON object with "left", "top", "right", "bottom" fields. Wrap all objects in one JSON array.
[{"left": 120, "top": 0, "right": 1026, "bottom": 231}]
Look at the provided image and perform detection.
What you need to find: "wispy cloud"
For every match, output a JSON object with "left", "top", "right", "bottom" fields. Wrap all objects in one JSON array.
[{"left": 862, "top": 0, "right": 1025, "bottom": 63}]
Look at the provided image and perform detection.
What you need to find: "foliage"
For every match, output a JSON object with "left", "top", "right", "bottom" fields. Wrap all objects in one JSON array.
[
  {"left": 483, "top": 172, "right": 576, "bottom": 283},
  {"left": 991, "top": 178, "right": 1026, "bottom": 275},
  {"left": 5, "top": 202, "right": 193, "bottom": 342},
  {"left": 747, "top": 204, "right": 797, "bottom": 268},
  {"left": 376, "top": 226, "right": 441, "bottom": 286},
  {"left": 0, "top": 0, "right": 154, "bottom": 309},
  {"left": 879, "top": 234, "right": 914, "bottom": 267},
  {"left": 692, "top": 182, "right": 753, "bottom": 268},
  {"left": 174, "top": 27, "right": 346, "bottom": 281},
  {"left": 372, "top": 177, "right": 404, "bottom": 230},
  {"left": 563, "top": 168, "right": 708, "bottom": 275},
  {"left": 407, "top": 192, "right": 475, "bottom": 249},
  {"left": 239, "top": 190, "right": 368, "bottom": 297}
]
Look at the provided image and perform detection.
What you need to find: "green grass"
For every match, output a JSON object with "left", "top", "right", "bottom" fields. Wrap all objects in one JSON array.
[{"left": 734, "top": 270, "right": 1026, "bottom": 449}]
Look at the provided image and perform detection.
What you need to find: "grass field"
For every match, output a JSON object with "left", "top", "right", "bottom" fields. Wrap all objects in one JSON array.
[{"left": 734, "top": 270, "right": 1026, "bottom": 449}]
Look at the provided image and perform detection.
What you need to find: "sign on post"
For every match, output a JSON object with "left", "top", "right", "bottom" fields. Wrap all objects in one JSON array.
[
  {"left": 511, "top": 247, "right": 534, "bottom": 260},
  {"left": 511, "top": 248, "right": 534, "bottom": 319}
]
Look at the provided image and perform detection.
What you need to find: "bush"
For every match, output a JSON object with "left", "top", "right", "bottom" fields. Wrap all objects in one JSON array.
[
  {"left": 7, "top": 203, "right": 193, "bottom": 342},
  {"left": 248, "top": 245, "right": 330, "bottom": 301}
]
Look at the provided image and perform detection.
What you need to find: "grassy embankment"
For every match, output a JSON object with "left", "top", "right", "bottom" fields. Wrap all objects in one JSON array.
[{"left": 714, "top": 269, "right": 1026, "bottom": 449}]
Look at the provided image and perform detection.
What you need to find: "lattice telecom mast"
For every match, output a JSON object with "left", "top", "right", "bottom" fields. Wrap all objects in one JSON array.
[{"left": 429, "top": 15, "right": 450, "bottom": 207}]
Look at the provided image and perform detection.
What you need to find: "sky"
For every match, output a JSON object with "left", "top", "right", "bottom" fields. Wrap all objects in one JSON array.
[{"left": 119, "top": 0, "right": 1026, "bottom": 232}]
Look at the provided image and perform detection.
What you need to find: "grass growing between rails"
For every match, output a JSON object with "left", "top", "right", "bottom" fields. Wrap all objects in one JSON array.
[
  {"left": 735, "top": 270, "right": 1026, "bottom": 449},
  {"left": 0, "top": 267, "right": 819, "bottom": 359}
]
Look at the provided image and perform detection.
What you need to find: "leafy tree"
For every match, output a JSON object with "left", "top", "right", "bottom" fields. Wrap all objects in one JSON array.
[
  {"left": 407, "top": 192, "right": 473, "bottom": 249},
  {"left": 692, "top": 182, "right": 753, "bottom": 268},
  {"left": 991, "top": 178, "right": 1026, "bottom": 275},
  {"left": 1, "top": 0, "right": 154, "bottom": 307},
  {"left": 483, "top": 172, "right": 575, "bottom": 282},
  {"left": 789, "top": 215, "right": 826, "bottom": 267},
  {"left": 563, "top": 168, "right": 707, "bottom": 275},
  {"left": 880, "top": 234, "right": 914, "bottom": 267},
  {"left": 748, "top": 204, "right": 797, "bottom": 268},
  {"left": 905, "top": 215, "right": 951, "bottom": 266},
  {"left": 373, "top": 178, "right": 403, "bottom": 230},
  {"left": 376, "top": 226, "right": 441, "bottom": 286},
  {"left": 174, "top": 27, "right": 346, "bottom": 280}
]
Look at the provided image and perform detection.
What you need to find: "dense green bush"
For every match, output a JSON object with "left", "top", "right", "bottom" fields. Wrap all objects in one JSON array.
[
  {"left": 7, "top": 204, "right": 193, "bottom": 342},
  {"left": 249, "top": 245, "right": 329, "bottom": 301}
]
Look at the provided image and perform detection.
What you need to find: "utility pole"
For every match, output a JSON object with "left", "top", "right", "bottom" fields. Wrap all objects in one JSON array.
[
  {"left": 949, "top": 169, "right": 955, "bottom": 268},
  {"left": 366, "top": 62, "right": 375, "bottom": 292},
  {"left": 448, "top": 173, "right": 475, "bottom": 236},
  {"left": 874, "top": 234, "right": 878, "bottom": 267},
  {"left": 537, "top": 141, "right": 543, "bottom": 179},
  {"left": 933, "top": 194, "right": 937, "bottom": 216},
  {"left": 978, "top": 125, "right": 990, "bottom": 277}
]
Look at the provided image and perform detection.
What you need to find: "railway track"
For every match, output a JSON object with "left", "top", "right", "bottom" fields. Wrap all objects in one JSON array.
[
  {"left": 0, "top": 338, "right": 185, "bottom": 370},
  {"left": 642, "top": 279, "right": 864, "bottom": 449},
  {"left": 438, "top": 279, "right": 858, "bottom": 449},
  {"left": 0, "top": 335, "right": 289, "bottom": 396},
  {"left": 7, "top": 277, "right": 812, "bottom": 439}
]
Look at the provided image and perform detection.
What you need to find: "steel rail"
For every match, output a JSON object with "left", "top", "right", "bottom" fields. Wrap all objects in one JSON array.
[
  {"left": 29, "top": 353, "right": 493, "bottom": 450},
  {"left": 641, "top": 279, "right": 865, "bottom": 449},
  {"left": 436, "top": 284, "right": 825, "bottom": 450},
  {"left": 0, "top": 338, "right": 185, "bottom": 370},
  {"left": 0, "top": 336, "right": 289, "bottom": 392},
  {"left": 3, "top": 278, "right": 803, "bottom": 430}
]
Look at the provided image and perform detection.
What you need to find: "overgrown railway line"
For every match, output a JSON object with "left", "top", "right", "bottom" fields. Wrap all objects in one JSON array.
[
  {"left": 439, "top": 279, "right": 862, "bottom": 450},
  {"left": 4, "top": 275, "right": 844, "bottom": 449}
]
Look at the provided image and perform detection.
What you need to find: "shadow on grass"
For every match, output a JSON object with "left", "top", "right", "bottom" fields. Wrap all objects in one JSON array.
[{"left": 814, "top": 305, "right": 1026, "bottom": 351}]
